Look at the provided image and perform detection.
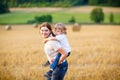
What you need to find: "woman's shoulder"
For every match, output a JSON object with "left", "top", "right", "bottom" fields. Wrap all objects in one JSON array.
[
  {"left": 46, "top": 40, "right": 61, "bottom": 48},
  {"left": 47, "top": 40, "right": 59, "bottom": 44}
]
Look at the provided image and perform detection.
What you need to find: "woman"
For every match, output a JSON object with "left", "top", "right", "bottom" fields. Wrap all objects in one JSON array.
[{"left": 39, "top": 22, "right": 68, "bottom": 80}]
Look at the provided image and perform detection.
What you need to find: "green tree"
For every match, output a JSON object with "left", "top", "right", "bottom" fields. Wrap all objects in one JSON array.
[
  {"left": 109, "top": 13, "right": 114, "bottom": 23},
  {"left": 35, "top": 15, "right": 52, "bottom": 23},
  {"left": 0, "top": 0, "right": 10, "bottom": 14},
  {"left": 90, "top": 8, "right": 104, "bottom": 23},
  {"left": 88, "top": 0, "right": 98, "bottom": 5},
  {"left": 107, "top": 0, "right": 120, "bottom": 7},
  {"left": 88, "top": 0, "right": 120, "bottom": 7},
  {"left": 27, "top": 14, "right": 52, "bottom": 24},
  {"left": 69, "top": 16, "right": 76, "bottom": 23}
]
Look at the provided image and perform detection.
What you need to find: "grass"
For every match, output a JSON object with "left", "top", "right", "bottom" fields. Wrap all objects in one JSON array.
[
  {"left": 104, "top": 13, "right": 120, "bottom": 23},
  {"left": 0, "top": 11, "right": 120, "bottom": 24},
  {"left": 0, "top": 24, "right": 120, "bottom": 80}
]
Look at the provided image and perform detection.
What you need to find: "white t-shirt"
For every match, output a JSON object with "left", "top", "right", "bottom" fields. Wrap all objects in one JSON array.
[
  {"left": 44, "top": 40, "right": 62, "bottom": 63},
  {"left": 56, "top": 34, "right": 71, "bottom": 53}
]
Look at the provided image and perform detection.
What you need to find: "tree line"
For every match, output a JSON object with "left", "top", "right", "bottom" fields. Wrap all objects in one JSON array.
[
  {"left": 0, "top": 0, "right": 120, "bottom": 14},
  {"left": 1, "top": 0, "right": 120, "bottom": 8}
]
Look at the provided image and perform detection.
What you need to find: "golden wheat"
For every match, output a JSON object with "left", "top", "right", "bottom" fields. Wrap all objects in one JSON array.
[{"left": 0, "top": 25, "right": 120, "bottom": 80}]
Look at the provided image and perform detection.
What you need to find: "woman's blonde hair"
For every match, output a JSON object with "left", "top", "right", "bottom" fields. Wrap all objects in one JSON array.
[{"left": 54, "top": 23, "right": 67, "bottom": 34}]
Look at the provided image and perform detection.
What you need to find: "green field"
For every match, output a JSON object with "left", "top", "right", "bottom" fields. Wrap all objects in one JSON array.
[{"left": 0, "top": 11, "right": 120, "bottom": 24}]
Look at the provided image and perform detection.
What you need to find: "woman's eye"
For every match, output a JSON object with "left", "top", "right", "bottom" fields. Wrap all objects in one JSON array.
[
  {"left": 45, "top": 30, "right": 48, "bottom": 31},
  {"left": 41, "top": 30, "right": 44, "bottom": 32}
]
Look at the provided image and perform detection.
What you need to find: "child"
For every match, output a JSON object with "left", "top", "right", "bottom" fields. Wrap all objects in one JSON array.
[{"left": 44, "top": 23, "right": 71, "bottom": 78}]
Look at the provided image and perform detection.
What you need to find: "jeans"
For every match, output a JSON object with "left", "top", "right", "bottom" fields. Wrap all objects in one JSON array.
[
  {"left": 50, "top": 53, "right": 61, "bottom": 70},
  {"left": 50, "top": 52, "right": 71, "bottom": 70},
  {"left": 46, "top": 60, "right": 68, "bottom": 80}
]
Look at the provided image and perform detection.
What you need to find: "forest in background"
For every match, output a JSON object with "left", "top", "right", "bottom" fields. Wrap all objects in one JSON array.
[{"left": 1, "top": 0, "right": 120, "bottom": 8}]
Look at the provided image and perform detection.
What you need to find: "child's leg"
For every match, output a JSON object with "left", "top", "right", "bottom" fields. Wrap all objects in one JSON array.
[
  {"left": 44, "top": 53, "right": 61, "bottom": 78},
  {"left": 42, "top": 60, "right": 50, "bottom": 67},
  {"left": 50, "top": 53, "right": 61, "bottom": 71},
  {"left": 67, "top": 52, "right": 71, "bottom": 57},
  {"left": 44, "top": 52, "right": 71, "bottom": 78},
  {"left": 50, "top": 52, "right": 70, "bottom": 70}
]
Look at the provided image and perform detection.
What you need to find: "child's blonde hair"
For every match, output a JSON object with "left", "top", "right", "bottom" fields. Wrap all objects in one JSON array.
[{"left": 54, "top": 23, "right": 67, "bottom": 34}]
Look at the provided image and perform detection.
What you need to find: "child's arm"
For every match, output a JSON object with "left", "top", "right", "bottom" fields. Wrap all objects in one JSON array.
[{"left": 44, "top": 37, "right": 57, "bottom": 43}]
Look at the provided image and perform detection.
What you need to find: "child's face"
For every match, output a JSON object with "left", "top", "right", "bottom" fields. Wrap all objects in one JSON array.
[{"left": 54, "top": 27, "right": 63, "bottom": 35}]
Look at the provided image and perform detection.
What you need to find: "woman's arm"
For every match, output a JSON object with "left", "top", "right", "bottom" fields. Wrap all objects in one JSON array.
[{"left": 56, "top": 48, "right": 67, "bottom": 64}]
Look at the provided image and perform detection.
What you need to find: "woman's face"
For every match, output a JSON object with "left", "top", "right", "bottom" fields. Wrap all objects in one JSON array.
[{"left": 40, "top": 27, "right": 51, "bottom": 38}]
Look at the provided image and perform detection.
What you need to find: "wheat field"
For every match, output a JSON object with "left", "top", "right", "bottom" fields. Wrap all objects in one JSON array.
[{"left": 0, "top": 24, "right": 120, "bottom": 80}]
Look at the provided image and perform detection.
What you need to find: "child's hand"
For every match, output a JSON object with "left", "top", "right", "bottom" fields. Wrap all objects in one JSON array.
[
  {"left": 44, "top": 39, "right": 48, "bottom": 43},
  {"left": 51, "top": 58, "right": 54, "bottom": 63},
  {"left": 58, "top": 61, "right": 62, "bottom": 64},
  {"left": 43, "top": 37, "right": 56, "bottom": 43}
]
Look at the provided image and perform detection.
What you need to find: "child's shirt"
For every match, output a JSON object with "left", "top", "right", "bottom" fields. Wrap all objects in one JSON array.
[{"left": 56, "top": 34, "right": 71, "bottom": 53}]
